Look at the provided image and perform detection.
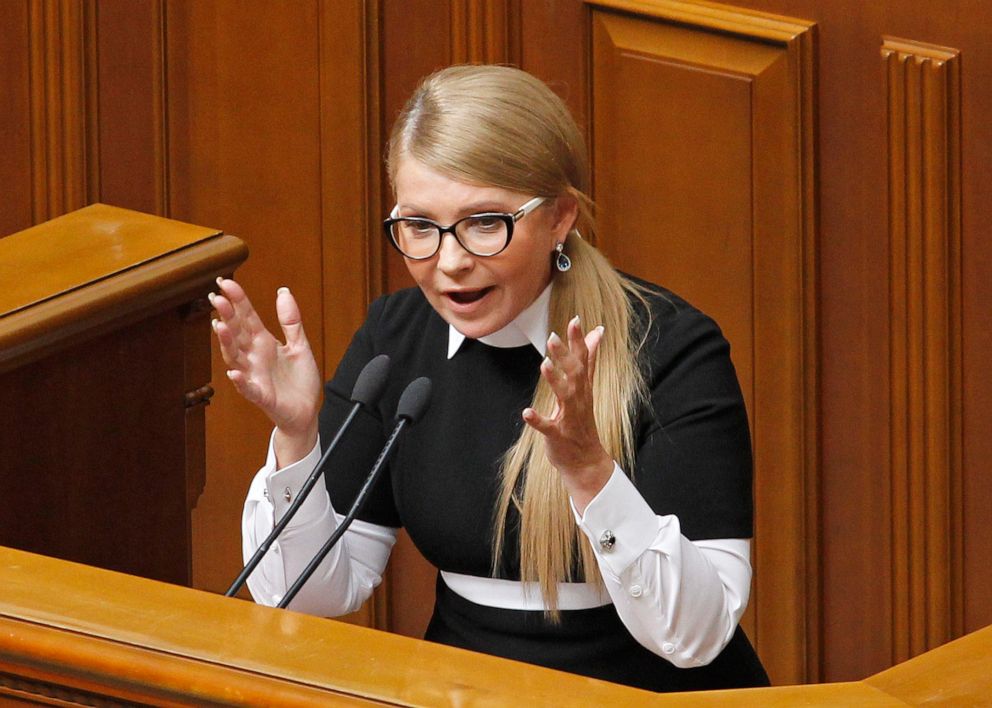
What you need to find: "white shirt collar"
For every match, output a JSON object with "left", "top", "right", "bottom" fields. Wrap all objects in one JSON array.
[{"left": 447, "top": 283, "right": 552, "bottom": 359}]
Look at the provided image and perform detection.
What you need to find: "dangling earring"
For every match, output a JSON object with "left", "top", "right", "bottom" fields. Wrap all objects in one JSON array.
[{"left": 554, "top": 242, "right": 572, "bottom": 272}]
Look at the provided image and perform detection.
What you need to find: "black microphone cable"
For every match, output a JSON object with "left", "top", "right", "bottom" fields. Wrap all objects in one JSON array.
[
  {"left": 225, "top": 354, "right": 391, "bottom": 597},
  {"left": 277, "top": 376, "right": 431, "bottom": 609}
]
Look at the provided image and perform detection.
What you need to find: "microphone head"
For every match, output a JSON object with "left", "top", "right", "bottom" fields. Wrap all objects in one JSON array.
[
  {"left": 395, "top": 377, "right": 432, "bottom": 424},
  {"left": 351, "top": 354, "right": 391, "bottom": 408}
]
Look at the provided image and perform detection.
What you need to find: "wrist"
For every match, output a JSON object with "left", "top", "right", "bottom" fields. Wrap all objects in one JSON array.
[
  {"left": 273, "top": 421, "right": 318, "bottom": 469},
  {"left": 560, "top": 453, "right": 614, "bottom": 515}
]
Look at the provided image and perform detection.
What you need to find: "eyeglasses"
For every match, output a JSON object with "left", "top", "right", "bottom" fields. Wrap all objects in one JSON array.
[{"left": 383, "top": 196, "right": 546, "bottom": 259}]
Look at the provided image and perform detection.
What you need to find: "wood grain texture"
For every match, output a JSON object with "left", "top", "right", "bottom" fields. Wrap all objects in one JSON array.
[
  {"left": 588, "top": 0, "right": 818, "bottom": 684},
  {"left": 0, "top": 206, "right": 246, "bottom": 586},
  {"left": 0, "top": 2, "right": 35, "bottom": 237},
  {"left": 27, "top": 0, "right": 91, "bottom": 222},
  {"left": 883, "top": 37, "right": 962, "bottom": 664},
  {"left": 449, "top": 0, "right": 521, "bottom": 64},
  {"left": 93, "top": 0, "right": 169, "bottom": 215},
  {"left": 5, "top": 546, "right": 992, "bottom": 707}
]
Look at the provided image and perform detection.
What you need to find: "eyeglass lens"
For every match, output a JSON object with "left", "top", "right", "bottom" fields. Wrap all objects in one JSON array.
[{"left": 390, "top": 214, "right": 510, "bottom": 258}]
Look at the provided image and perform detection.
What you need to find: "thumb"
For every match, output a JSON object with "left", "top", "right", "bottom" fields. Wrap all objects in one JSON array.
[{"left": 276, "top": 287, "right": 309, "bottom": 349}]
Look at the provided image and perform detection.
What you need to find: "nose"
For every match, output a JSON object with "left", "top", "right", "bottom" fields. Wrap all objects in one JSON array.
[{"left": 436, "top": 232, "right": 474, "bottom": 275}]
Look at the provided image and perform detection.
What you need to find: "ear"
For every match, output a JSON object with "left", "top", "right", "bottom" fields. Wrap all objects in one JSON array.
[{"left": 549, "top": 193, "right": 580, "bottom": 243}]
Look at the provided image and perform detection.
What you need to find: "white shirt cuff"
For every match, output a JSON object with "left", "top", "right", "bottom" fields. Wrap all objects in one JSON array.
[
  {"left": 246, "top": 430, "right": 328, "bottom": 526},
  {"left": 571, "top": 463, "right": 668, "bottom": 578}
]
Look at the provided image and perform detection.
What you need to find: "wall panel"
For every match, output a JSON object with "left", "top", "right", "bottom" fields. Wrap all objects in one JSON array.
[
  {"left": 588, "top": 1, "right": 818, "bottom": 685},
  {"left": 0, "top": 1, "right": 34, "bottom": 236},
  {"left": 883, "top": 37, "right": 962, "bottom": 663}
]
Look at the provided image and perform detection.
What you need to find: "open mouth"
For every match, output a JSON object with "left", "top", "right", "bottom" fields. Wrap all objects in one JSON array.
[{"left": 447, "top": 287, "right": 494, "bottom": 305}]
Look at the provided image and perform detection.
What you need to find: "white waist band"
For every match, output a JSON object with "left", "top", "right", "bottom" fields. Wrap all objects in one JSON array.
[{"left": 440, "top": 571, "right": 612, "bottom": 611}]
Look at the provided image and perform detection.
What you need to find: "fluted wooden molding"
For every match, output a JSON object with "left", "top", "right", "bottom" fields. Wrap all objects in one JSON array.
[
  {"left": 882, "top": 36, "right": 963, "bottom": 664},
  {"left": 28, "top": 0, "right": 93, "bottom": 222},
  {"left": 449, "top": 0, "right": 520, "bottom": 64}
]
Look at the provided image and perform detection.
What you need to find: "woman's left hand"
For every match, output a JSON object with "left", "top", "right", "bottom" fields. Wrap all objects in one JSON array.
[{"left": 523, "top": 316, "right": 614, "bottom": 513}]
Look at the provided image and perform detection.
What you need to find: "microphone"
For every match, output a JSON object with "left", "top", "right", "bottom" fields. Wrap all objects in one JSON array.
[
  {"left": 225, "top": 354, "right": 391, "bottom": 598},
  {"left": 276, "top": 376, "right": 432, "bottom": 609}
]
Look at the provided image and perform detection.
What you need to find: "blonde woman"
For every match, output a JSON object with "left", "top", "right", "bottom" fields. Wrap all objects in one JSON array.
[{"left": 212, "top": 65, "right": 769, "bottom": 692}]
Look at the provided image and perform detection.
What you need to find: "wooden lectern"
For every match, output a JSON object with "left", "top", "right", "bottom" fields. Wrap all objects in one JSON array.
[
  {"left": 0, "top": 204, "right": 247, "bottom": 586},
  {"left": 0, "top": 546, "right": 990, "bottom": 705}
]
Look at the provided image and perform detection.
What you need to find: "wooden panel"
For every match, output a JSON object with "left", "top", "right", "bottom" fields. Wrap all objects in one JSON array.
[
  {"left": 3, "top": 547, "right": 992, "bottom": 706},
  {"left": 26, "top": 0, "right": 92, "bottom": 222},
  {"left": 449, "top": 0, "right": 521, "bottom": 64},
  {"left": 163, "top": 0, "right": 327, "bottom": 597},
  {"left": 588, "top": 0, "right": 817, "bottom": 685},
  {"left": 0, "top": 1, "right": 34, "bottom": 237},
  {"left": 883, "top": 37, "right": 962, "bottom": 662},
  {"left": 93, "top": 0, "right": 168, "bottom": 215}
]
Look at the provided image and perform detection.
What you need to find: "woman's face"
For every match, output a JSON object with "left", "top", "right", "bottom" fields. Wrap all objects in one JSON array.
[{"left": 393, "top": 156, "right": 576, "bottom": 339}]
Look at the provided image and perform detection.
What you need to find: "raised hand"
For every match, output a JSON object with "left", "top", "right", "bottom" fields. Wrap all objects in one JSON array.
[
  {"left": 210, "top": 278, "right": 322, "bottom": 466},
  {"left": 522, "top": 316, "right": 614, "bottom": 513}
]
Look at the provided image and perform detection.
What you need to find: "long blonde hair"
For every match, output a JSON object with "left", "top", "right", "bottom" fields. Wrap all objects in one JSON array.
[{"left": 387, "top": 65, "right": 648, "bottom": 616}]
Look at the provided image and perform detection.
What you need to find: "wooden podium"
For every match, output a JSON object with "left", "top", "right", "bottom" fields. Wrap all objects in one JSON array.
[
  {"left": 0, "top": 205, "right": 247, "bottom": 585},
  {"left": 0, "top": 545, "right": 990, "bottom": 705}
]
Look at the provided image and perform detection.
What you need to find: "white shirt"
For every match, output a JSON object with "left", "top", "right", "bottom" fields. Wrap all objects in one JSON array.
[{"left": 242, "top": 284, "right": 752, "bottom": 668}]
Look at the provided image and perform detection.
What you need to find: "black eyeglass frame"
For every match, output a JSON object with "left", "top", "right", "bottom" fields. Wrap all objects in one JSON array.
[{"left": 382, "top": 196, "right": 547, "bottom": 260}]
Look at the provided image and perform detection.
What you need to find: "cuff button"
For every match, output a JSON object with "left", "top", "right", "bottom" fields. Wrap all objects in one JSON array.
[
  {"left": 599, "top": 529, "right": 616, "bottom": 551},
  {"left": 662, "top": 642, "right": 676, "bottom": 655}
]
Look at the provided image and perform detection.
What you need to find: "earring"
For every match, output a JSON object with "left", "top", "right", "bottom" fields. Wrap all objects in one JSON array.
[{"left": 554, "top": 242, "right": 572, "bottom": 272}]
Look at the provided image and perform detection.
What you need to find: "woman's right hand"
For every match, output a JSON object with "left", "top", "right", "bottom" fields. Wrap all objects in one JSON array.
[{"left": 210, "top": 278, "right": 322, "bottom": 466}]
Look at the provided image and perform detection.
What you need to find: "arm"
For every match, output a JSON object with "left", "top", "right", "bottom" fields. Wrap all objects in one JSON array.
[
  {"left": 242, "top": 431, "right": 398, "bottom": 615},
  {"left": 573, "top": 465, "right": 749, "bottom": 667},
  {"left": 527, "top": 302, "right": 754, "bottom": 666}
]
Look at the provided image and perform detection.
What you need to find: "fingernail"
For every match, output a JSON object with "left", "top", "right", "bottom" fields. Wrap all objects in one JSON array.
[
  {"left": 278, "top": 286, "right": 289, "bottom": 295},
  {"left": 226, "top": 370, "right": 235, "bottom": 380},
  {"left": 216, "top": 276, "right": 223, "bottom": 285},
  {"left": 595, "top": 325, "right": 605, "bottom": 335},
  {"left": 549, "top": 332, "right": 562, "bottom": 346},
  {"left": 207, "top": 292, "right": 216, "bottom": 303},
  {"left": 541, "top": 357, "right": 552, "bottom": 369},
  {"left": 570, "top": 315, "right": 580, "bottom": 327},
  {"left": 211, "top": 318, "right": 219, "bottom": 331}
]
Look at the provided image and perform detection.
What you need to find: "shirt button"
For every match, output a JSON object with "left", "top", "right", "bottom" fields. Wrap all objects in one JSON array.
[
  {"left": 283, "top": 487, "right": 292, "bottom": 502},
  {"left": 599, "top": 530, "right": 616, "bottom": 551},
  {"left": 662, "top": 642, "right": 676, "bottom": 655},
  {"left": 629, "top": 584, "right": 643, "bottom": 598},
  {"left": 262, "top": 488, "right": 270, "bottom": 499}
]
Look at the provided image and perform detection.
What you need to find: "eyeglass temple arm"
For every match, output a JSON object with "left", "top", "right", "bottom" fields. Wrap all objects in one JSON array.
[{"left": 513, "top": 196, "right": 546, "bottom": 220}]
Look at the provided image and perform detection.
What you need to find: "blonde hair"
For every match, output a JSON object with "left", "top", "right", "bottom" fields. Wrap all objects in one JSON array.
[{"left": 387, "top": 65, "right": 648, "bottom": 616}]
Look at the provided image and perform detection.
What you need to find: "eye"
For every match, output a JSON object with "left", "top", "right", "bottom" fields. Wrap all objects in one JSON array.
[
  {"left": 465, "top": 215, "right": 503, "bottom": 232},
  {"left": 402, "top": 219, "right": 437, "bottom": 238}
]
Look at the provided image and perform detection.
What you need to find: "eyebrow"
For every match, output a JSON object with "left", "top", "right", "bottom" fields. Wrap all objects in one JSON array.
[{"left": 397, "top": 201, "right": 513, "bottom": 219}]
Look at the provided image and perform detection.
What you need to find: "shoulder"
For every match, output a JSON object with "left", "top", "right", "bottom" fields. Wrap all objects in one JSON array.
[{"left": 620, "top": 273, "right": 730, "bottom": 372}]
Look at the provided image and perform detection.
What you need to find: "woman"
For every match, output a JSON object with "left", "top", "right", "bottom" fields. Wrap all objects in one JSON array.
[{"left": 211, "top": 65, "right": 769, "bottom": 692}]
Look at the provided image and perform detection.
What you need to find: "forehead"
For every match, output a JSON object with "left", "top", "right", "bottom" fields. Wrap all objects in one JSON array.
[{"left": 393, "top": 156, "right": 528, "bottom": 213}]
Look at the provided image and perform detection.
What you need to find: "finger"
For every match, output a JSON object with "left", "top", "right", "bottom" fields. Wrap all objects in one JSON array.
[
  {"left": 275, "top": 287, "right": 310, "bottom": 350},
  {"left": 212, "top": 318, "right": 246, "bottom": 370},
  {"left": 540, "top": 355, "right": 573, "bottom": 407},
  {"left": 217, "top": 277, "right": 268, "bottom": 339},
  {"left": 522, "top": 407, "right": 557, "bottom": 437},
  {"left": 585, "top": 326, "right": 605, "bottom": 384},
  {"left": 566, "top": 315, "right": 589, "bottom": 362}
]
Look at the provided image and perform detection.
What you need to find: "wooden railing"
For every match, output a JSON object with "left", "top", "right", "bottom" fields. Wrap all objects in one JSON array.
[{"left": 0, "top": 546, "right": 989, "bottom": 706}]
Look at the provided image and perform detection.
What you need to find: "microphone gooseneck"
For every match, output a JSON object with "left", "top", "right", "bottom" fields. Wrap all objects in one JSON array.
[
  {"left": 225, "top": 354, "right": 391, "bottom": 598},
  {"left": 277, "top": 376, "right": 432, "bottom": 609}
]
